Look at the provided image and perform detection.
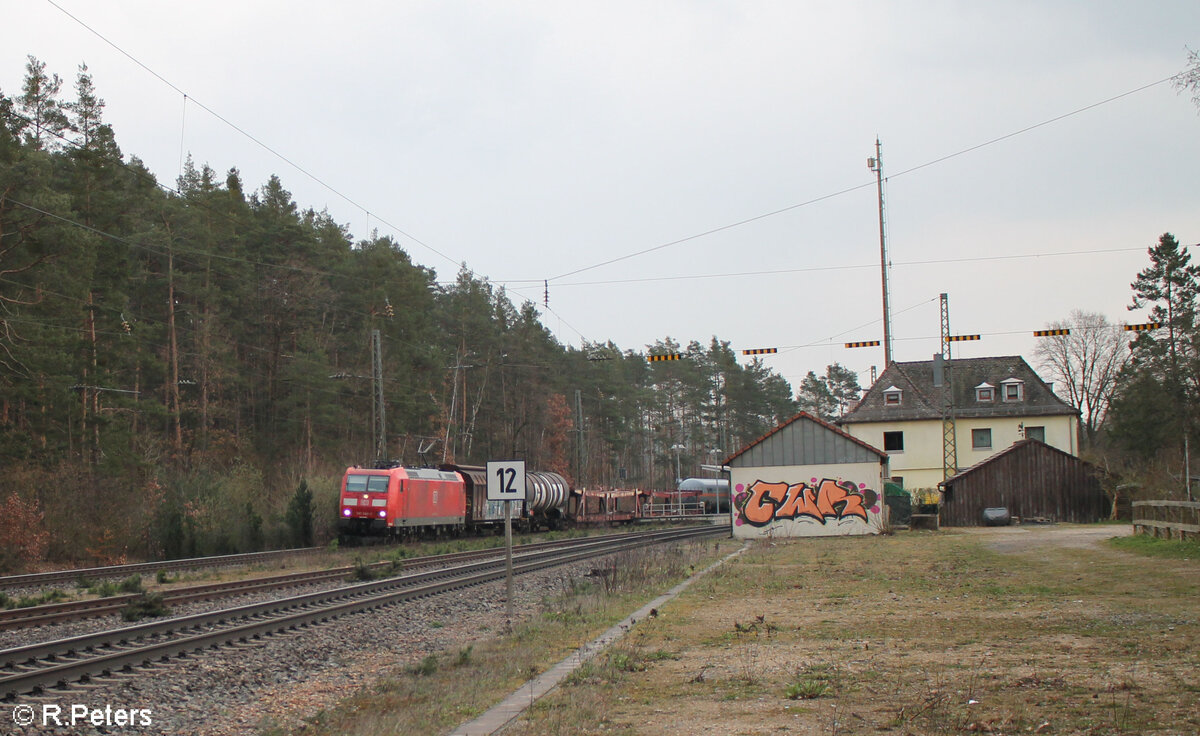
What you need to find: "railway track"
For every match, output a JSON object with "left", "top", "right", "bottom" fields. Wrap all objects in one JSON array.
[
  {"left": 0, "top": 529, "right": 685, "bottom": 631},
  {"left": 0, "top": 525, "right": 722, "bottom": 700},
  {"left": 0, "top": 547, "right": 324, "bottom": 591}
]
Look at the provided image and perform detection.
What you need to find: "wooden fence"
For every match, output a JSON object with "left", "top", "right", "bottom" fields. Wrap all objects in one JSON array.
[{"left": 1132, "top": 500, "right": 1200, "bottom": 541}]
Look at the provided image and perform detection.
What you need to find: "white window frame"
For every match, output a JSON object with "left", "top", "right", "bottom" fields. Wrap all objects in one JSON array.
[
  {"left": 1001, "top": 379, "right": 1024, "bottom": 402},
  {"left": 883, "top": 386, "right": 902, "bottom": 406}
]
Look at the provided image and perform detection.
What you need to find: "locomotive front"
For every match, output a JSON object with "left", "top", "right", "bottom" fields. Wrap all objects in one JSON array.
[
  {"left": 338, "top": 465, "right": 469, "bottom": 537},
  {"left": 338, "top": 467, "right": 395, "bottom": 535}
]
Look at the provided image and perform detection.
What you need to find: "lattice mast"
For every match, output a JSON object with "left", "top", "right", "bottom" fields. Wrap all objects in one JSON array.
[
  {"left": 372, "top": 329, "right": 386, "bottom": 462},
  {"left": 939, "top": 294, "right": 957, "bottom": 479}
]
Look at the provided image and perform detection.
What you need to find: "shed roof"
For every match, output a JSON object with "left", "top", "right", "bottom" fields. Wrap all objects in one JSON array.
[
  {"left": 724, "top": 412, "right": 886, "bottom": 468},
  {"left": 839, "top": 355, "right": 1077, "bottom": 424},
  {"left": 938, "top": 438, "right": 1092, "bottom": 488}
]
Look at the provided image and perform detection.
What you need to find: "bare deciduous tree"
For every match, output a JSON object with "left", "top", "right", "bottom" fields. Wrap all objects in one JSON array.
[
  {"left": 1035, "top": 310, "right": 1129, "bottom": 445},
  {"left": 1176, "top": 46, "right": 1200, "bottom": 112}
]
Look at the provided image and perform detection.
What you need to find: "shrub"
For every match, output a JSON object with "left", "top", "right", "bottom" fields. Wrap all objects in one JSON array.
[
  {"left": 121, "top": 592, "right": 170, "bottom": 621},
  {"left": 412, "top": 655, "right": 438, "bottom": 676},
  {"left": 286, "top": 480, "right": 315, "bottom": 547},
  {"left": 0, "top": 492, "right": 50, "bottom": 572},
  {"left": 785, "top": 679, "right": 829, "bottom": 700}
]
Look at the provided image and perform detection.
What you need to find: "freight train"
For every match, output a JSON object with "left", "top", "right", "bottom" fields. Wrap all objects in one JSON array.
[
  {"left": 337, "top": 463, "right": 570, "bottom": 538},
  {"left": 337, "top": 463, "right": 716, "bottom": 539}
]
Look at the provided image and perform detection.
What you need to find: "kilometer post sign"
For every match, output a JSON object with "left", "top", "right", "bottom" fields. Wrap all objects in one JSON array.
[
  {"left": 486, "top": 460, "right": 526, "bottom": 501},
  {"left": 487, "top": 460, "right": 525, "bottom": 629}
]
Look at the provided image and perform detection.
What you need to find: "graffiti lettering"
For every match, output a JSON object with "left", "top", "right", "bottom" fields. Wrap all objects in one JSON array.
[
  {"left": 742, "top": 481, "right": 789, "bottom": 525},
  {"left": 738, "top": 479, "right": 877, "bottom": 528}
]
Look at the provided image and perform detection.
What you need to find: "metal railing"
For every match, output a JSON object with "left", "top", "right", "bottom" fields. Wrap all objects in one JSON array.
[{"left": 640, "top": 501, "right": 706, "bottom": 517}]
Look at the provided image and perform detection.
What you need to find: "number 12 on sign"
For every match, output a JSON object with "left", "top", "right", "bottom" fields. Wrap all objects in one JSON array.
[{"left": 487, "top": 460, "right": 526, "bottom": 500}]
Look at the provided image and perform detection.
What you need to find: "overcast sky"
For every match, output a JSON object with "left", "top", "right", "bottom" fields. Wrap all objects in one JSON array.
[{"left": 4, "top": 1, "right": 1199, "bottom": 390}]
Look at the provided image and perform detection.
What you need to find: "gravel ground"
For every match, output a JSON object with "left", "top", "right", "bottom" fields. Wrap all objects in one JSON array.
[
  {"left": 4, "top": 558, "right": 600, "bottom": 735},
  {"left": 964, "top": 521, "right": 1132, "bottom": 553}
]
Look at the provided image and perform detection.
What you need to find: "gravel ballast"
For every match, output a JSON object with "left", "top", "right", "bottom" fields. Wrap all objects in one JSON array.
[{"left": 4, "top": 557, "right": 608, "bottom": 736}]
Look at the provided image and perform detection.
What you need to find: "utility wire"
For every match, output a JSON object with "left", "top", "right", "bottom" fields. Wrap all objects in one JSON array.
[
  {"left": 37, "top": 3, "right": 1183, "bottom": 310},
  {"left": 547, "top": 182, "right": 875, "bottom": 282},
  {"left": 540, "top": 244, "right": 1177, "bottom": 288},
  {"left": 44, "top": 0, "right": 464, "bottom": 276},
  {"left": 545, "top": 73, "right": 1180, "bottom": 284}
]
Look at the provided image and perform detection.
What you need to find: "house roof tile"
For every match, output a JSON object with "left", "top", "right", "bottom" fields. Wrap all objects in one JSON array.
[{"left": 839, "top": 355, "right": 1078, "bottom": 425}]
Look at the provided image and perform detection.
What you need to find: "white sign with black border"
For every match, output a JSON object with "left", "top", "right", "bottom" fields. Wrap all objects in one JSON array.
[{"left": 486, "top": 460, "right": 526, "bottom": 501}]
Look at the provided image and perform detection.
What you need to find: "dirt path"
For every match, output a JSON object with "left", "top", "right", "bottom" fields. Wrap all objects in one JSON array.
[{"left": 963, "top": 522, "right": 1132, "bottom": 553}]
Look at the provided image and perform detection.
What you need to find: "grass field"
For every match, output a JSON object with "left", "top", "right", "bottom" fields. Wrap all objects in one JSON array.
[
  {"left": 268, "top": 526, "right": 1199, "bottom": 735},
  {"left": 506, "top": 526, "right": 1200, "bottom": 735}
]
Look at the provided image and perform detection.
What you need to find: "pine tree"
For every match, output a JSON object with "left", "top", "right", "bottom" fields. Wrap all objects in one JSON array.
[
  {"left": 18, "top": 56, "right": 69, "bottom": 149},
  {"left": 1128, "top": 233, "right": 1199, "bottom": 401},
  {"left": 1110, "top": 233, "right": 1200, "bottom": 460},
  {"left": 796, "top": 363, "right": 861, "bottom": 421}
]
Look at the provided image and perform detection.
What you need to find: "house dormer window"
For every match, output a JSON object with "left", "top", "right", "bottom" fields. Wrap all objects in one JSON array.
[
  {"left": 975, "top": 382, "right": 995, "bottom": 402},
  {"left": 883, "top": 386, "right": 902, "bottom": 406},
  {"left": 1001, "top": 378, "right": 1024, "bottom": 402}
]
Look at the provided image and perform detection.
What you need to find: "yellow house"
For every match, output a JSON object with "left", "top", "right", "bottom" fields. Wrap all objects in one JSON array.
[{"left": 838, "top": 356, "right": 1080, "bottom": 492}]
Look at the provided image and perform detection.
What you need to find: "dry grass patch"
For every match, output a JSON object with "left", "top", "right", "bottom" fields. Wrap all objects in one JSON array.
[{"left": 507, "top": 528, "right": 1200, "bottom": 736}]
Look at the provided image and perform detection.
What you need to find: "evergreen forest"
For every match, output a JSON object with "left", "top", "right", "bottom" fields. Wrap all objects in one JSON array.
[{"left": 0, "top": 58, "right": 798, "bottom": 566}]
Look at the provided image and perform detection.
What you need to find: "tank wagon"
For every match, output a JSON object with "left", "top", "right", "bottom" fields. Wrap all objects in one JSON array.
[{"left": 677, "top": 477, "right": 731, "bottom": 513}]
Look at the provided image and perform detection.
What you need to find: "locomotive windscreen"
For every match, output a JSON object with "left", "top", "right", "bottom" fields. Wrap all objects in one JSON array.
[{"left": 346, "top": 474, "right": 390, "bottom": 493}]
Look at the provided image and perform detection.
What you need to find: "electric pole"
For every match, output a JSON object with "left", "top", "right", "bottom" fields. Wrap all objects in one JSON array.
[{"left": 868, "top": 139, "right": 893, "bottom": 366}]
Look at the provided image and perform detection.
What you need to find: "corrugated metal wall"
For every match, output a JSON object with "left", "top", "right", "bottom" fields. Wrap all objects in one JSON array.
[
  {"left": 732, "top": 416, "right": 881, "bottom": 468},
  {"left": 941, "top": 442, "right": 1105, "bottom": 526}
]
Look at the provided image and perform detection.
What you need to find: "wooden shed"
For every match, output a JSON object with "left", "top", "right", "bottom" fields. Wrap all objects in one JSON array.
[{"left": 938, "top": 439, "right": 1106, "bottom": 526}]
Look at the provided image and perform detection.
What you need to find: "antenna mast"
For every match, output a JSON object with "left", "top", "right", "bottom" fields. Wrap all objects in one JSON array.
[{"left": 868, "top": 138, "right": 893, "bottom": 366}]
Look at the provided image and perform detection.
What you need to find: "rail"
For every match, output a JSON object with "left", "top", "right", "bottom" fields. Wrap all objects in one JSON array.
[{"left": 1132, "top": 500, "right": 1200, "bottom": 541}]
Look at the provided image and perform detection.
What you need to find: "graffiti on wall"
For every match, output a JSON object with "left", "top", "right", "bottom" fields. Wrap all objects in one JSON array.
[{"left": 734, "top": 478, "right": 880, "bottom": 528}]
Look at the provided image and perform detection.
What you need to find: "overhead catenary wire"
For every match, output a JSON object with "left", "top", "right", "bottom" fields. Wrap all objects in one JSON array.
[
  {"left": 39, "top": 0, "right": 1185, "bottom": 301},
  {"left": 12, "top": 8, "right": 1192, "bottom": 373},
  {"left": 530, "top": 243, "right": 1185, "bottom": 289},
  {"left": 42, "top": 0, "right": 468, "bottom": 280},
  {"left": 26, "top": 9, "right": 1184, "bottom": 315},
  {"left": 541, "top": 73, "right": 1181, "bottom": 286}
]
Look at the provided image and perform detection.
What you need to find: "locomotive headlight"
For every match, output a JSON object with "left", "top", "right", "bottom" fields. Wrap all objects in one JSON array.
[
  {"left": 378, "top": 510, "right": 387, "bottom": 518},
  {"left": 342, "top": 508, "right": 352, "bottom": 517}
]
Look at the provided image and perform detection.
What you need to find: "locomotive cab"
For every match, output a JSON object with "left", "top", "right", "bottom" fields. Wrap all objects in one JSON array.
[{"left": 338, "top": 470, "right": 393, "bottom": 534}]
